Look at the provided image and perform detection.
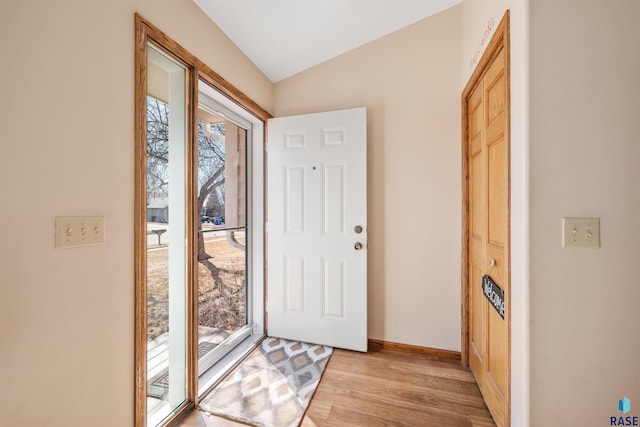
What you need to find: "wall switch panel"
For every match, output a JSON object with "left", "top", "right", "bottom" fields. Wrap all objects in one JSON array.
[
  {"left": 562, "top": 217, "right": 600, "bottom": 248},
  {"left": 55, "top": 216, "right": 105, "bottom": 249}
]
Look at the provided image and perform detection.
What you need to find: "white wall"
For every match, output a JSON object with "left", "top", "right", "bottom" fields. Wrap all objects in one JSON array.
[
  {"left": 460, "top": 1, "right": 530, "bottom": 425},
  {"left": 0, "top": 1, "right": 272, "bottom": 426},
  {"left": 274, "top": 6, "right": 463, "bottom": 352},
  {"left": 529, "top": 1, "right": 640, "bottom": 425}
]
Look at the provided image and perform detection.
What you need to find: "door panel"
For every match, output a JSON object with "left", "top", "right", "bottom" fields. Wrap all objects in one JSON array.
[
  {"left": 322, "top": 164, "right": 346, "bottom": 235},
  {"left": 285, "top": 166, "right": 306, "bottom": 234},
  {"left": 284, "top": 256, "right": 306, "bottom": 313},
  {"left": 488, "top": 307, "right": 507, "bottom": 392},
  {"left": 465, "top": 28, "right": 510, "bottom": 427},
  {"left": 488, "top": 139, "right": 506, "bottom": 245},
  {"left": 322, "top": 257, "right": 346, "bottom": 319},
  {"left": 471, "top": 152, "right": 484, "bottom": 238},
  {"left": 470, "top": 259, "right": 485, "bottom": 361},
  {"left": 268, "top": 108, "right": 367, "bottom": 352}
]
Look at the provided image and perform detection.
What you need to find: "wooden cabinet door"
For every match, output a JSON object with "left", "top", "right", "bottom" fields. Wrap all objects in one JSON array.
[{"left": 465, "top": 16, "right": 510, "bottom": 427}]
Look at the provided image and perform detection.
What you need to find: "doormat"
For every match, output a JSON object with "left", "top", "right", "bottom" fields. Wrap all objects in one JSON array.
[
  {"left": 147, "top": 342, "right": 218, "bottom": 399},
  {"left": 199, "top": 337, "right": 333, "bottom": 427}
]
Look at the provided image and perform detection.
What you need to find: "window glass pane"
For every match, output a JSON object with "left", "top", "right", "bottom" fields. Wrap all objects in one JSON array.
[{"left": 146, "top": 45, "right": 187, "bottom": 426}]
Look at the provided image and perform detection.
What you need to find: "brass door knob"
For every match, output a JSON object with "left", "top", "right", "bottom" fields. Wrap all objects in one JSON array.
[{"left": 354, "top": 242, "right": 363, "bottom": 250}]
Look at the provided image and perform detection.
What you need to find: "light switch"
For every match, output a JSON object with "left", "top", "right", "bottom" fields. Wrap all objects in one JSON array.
[
  {"left": 562, "top": 217, "right": 600, "bottom": 248},
  {"left": 55, "top": 216, "right": 105, "bottom": 249}
]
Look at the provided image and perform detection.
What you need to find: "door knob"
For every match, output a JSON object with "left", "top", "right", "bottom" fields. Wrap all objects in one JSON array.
[
  {"left": 354, "top": 225, "right": 363, "bottom": 234},
  {"left": 354, "top": 242, "right": 363, "bottom": 250},
  {"left": 489, "top": 258, "right": 497, "bottom": 267}
]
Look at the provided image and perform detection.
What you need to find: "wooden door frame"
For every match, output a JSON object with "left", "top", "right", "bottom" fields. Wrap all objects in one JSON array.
[{"left": 460, "top": 8, "right": 511, "bottom": 423}]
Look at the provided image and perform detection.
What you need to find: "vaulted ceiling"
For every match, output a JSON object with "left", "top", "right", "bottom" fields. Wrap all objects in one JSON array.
[{"left": 193, "top": 0, "right": 461, "bottom": 82}]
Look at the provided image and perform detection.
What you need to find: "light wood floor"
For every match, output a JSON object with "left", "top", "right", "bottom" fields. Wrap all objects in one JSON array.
[{"left": 179, "top": 347, "right": 496, "bottom": 427}]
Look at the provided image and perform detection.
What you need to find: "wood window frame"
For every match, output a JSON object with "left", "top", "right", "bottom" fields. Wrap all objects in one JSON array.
[{"left": 134, "top": 14, "right": 271, "bottom": 427}]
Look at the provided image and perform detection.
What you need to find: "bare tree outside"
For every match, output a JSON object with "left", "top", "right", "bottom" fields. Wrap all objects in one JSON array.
[
  {"left": 196, "top": 120, "right": 225, "bottom": 261},
  {"left": 146, "top": 96, "right": 227, "bottom": 260},
  {"left": 146, "top": 96, "right": 246, "bottom": 340},
  {"left": 146, "top": 97, "right": 170, "bottom": 200}
]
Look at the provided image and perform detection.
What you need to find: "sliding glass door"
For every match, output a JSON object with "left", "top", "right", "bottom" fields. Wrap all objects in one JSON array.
[
  {"left": 196, "top": 83, "right": 253, "bottom": 374},
  {"left": 135, "top": 15, "right": 268, "bottom": 427}
]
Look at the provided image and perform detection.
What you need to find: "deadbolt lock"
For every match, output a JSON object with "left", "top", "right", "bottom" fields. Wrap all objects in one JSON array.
[{"left": 354, "top": 225, "right": 363, "bottom": 234}]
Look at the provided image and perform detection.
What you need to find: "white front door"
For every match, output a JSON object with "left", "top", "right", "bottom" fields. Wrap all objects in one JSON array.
[{"left": 267, "top": 108, "right": 367, "bottom": 352}]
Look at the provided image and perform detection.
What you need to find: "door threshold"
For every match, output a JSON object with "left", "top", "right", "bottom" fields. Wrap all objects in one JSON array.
[{"left": 198, "top": 333, "right": 265, "bottom": 398}]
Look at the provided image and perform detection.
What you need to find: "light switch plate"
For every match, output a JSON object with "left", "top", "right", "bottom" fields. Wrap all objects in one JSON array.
[
  {"left": 55, "top": 216, "right": 105, "bottom": 249},
  {"left": 562, "top": 217, "right": 600, "bottom": 248}
]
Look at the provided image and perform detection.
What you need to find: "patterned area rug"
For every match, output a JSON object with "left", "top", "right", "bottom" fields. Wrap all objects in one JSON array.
[{"left": 199, "top": 337, "right": 333, "bottom": 427}]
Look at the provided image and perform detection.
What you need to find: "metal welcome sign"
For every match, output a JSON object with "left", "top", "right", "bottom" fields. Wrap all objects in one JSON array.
[{"left": 482, "top": 275, "right": 505, "bottom": 319}]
